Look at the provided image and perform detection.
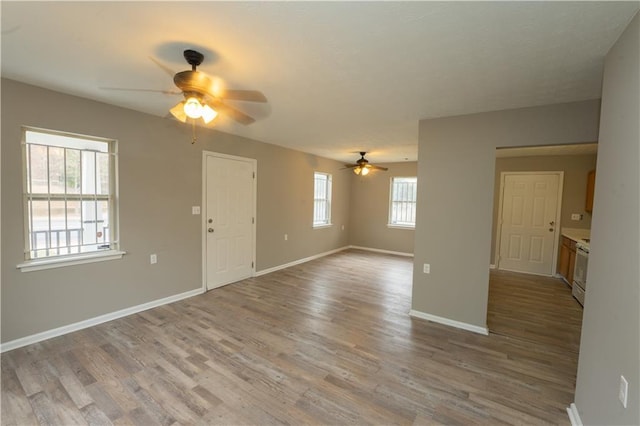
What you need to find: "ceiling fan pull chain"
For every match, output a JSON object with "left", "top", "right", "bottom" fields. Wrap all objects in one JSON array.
[{"left": 191, "top": 120, "right": 197, "bottom": 144}]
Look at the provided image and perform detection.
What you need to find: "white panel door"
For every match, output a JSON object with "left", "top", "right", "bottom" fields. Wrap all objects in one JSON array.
[
  {"left": 498, "top": 173, "right": 560, "bottom": 275},
  {"left": 205, "top": 154, "right": 255, "bottom": 290}
]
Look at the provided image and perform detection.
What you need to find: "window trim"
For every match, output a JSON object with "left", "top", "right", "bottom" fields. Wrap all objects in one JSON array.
[
  {"left": 312, "top": 223, "right": 333, "bottom": 230},
  {"left": 388, "top": 176, "right": 417, "bottom": 229},
  {"left": 17, "top": 250, "right": 127, "bottom": 272},
  {"left": 19, "top": 126, "right": 122, "bottom": 267},
  {"left": 313, "top": 171, "right": 333, "bottom": 228},
  {"left": 387, "top": 223, "right": 416, "bottom": 230}
]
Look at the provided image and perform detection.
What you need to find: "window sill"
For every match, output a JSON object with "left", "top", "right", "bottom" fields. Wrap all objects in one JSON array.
[
  {"left": 313, "top": 223, "right": 333, "bottom": 229},
  {"left": 17, "top": 250, "right": 127, "bottom": 272},
  {"left": 387, "top": 224, "right": 415, "bottom": 230}
]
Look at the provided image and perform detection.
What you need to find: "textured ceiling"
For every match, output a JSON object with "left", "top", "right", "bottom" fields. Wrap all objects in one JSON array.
[{"left": 1, "top": 2, "right": 638, "bottom": 162}]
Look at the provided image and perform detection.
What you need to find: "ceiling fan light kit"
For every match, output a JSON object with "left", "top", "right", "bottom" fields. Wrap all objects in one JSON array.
[
  {"left": 353, "top": 166, "right": 370, "bottom": 176},
  {"left": 200, "top": 104, "right": 218, "bottom": 123},
  {"left": 169, "top": 101, "right": 187, "bottom": 122},
  {"left": 184, "top": 97, "right": 203, "bottom": 118},
  {"left": 171, "top": 95, "right": 218, "bottom": 124}
]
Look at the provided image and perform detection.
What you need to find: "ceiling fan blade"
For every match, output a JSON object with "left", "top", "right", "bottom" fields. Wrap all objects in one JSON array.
[
  {"left": 100, "top": 87, "right": 182, "bottom": 95},
  {"left": 149, "top": 56, "right": 176, "bottom": 78},
  {"left": 220, "top": 90, "right": 267, "bottom": 103},
  {"left": 207, "top": 98, "right": 256, "bottom": 125},
  {"left": 370, "top": 165, "right": 389, "bottom": 171},
  {"left": 344, "top": 164, "right": 358, "bottom": 168}
]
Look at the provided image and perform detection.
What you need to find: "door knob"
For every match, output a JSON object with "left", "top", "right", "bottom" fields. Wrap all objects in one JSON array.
[
  {"left": 549, "top": 228, "right": 554, "bottom": 232},
  {"left": 549, "top": 221, "right": 555, "bottom": 226},
  {"left": 208, "top": 228, "right": 214, "bottom": 233}
]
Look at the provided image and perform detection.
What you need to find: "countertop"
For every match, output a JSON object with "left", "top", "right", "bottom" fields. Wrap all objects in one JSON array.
[{"left": 561, "top": 228, "right": 591, "bottom": 243}]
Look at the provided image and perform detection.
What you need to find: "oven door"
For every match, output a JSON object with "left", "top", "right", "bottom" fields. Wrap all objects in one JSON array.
[
  {"left": 573, "top": 247, "right": 589, "bottom": 290},
  {"left": 572, "top": 282, "right": 585, "bottom": 306}
]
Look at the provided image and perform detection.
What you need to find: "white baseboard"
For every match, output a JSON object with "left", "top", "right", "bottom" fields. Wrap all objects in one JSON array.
[
  {"left": 0, "top": 288, "right": 204, "bottom": 353},
  {"left": 349, "top": 245, "right": 414, "bottom": 257},
  {"left": 567, "top": 403, "right": 583, "bottom": 426},
  {"left": 409, "top": 309, "right": 489, "bottom": 335},
  {"left": 1, "top": 246, "right": 416, "bottom": 352},
  {"left": 254, "top": 246, "right": 350, "bottom": 277},
  {"left": 254, "top": 245, "right": 413, "bottom": 277}
]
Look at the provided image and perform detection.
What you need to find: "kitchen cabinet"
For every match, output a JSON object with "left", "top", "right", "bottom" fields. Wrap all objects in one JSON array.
[
  {"left": 558, "top": 236, "right": 576, "bottom": 286},
  {"left": 585, "top": 170, "right": 596, "bottom": 213}
]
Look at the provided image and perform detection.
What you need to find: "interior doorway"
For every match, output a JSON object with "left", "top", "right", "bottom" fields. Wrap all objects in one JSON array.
[
  {"left": 202, "top": 151, "right": 256, "bottom": 290},
  {"left": 487, "top": 145, "right": 596, "bottom": 383}
]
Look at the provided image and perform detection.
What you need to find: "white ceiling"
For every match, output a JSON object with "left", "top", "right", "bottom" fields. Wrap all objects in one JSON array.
[{"left": 2, "top": 2, "right": 638, "bottom": 163}]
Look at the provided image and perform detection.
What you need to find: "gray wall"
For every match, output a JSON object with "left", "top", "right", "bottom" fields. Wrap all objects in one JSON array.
[
  {"left": 491, "top": 154, "right": 597, "bottom": 265},
  {"left": 1, "top": 79, "right": 350, "bottom": 343},
  {"left": 349, "top": 162, "right": 417, "bottom": 254},
  {"left": 574, "top": 13, "right": 639, "bottom": 425},
  {"left": 413, "top": 100, "right": 600, "bottom": 328}
]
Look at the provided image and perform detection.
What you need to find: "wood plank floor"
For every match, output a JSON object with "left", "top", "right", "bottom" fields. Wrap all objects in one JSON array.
[
  {"left": 488, "top": 269, "right": 583, "bottom": 355},
  {"left": 1, "top": 250, "right": 583, "bottom": 425}
]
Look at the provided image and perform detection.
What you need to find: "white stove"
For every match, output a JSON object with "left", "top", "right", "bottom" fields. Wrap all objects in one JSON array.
[
  {"left": 572, "top": 238, "right": 590, "bottom": 306},
  {"left": 576, "top": 238, "right": 590, "bottom": 252}
]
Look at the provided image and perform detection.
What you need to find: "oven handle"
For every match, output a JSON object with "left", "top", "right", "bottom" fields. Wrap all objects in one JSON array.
[{"left": 577, "top": 247, "right": 589, "bottom": 257}]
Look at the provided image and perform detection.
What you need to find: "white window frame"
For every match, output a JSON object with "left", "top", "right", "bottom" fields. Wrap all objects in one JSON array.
[
  {"left": 388, "top": 176, "right": 417, "bottom": 229},
  {"left": 313, "top": 172, "right": 332, "bottom": 228},
  {"left": 17, "top": 127, "right": 125, "bottom": 272}
]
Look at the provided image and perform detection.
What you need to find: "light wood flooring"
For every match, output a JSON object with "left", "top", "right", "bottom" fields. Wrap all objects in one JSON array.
[{"left": 1, "top": 250, "right": 583, "bottom": 425}]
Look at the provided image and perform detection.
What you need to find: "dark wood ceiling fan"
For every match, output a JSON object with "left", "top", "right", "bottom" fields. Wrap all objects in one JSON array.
[
  {"left": 102, "top": 49, "right": 267, "bottom": 126},
  {"left": 344, "top": 152, "right": 388, "bottom": 175}
]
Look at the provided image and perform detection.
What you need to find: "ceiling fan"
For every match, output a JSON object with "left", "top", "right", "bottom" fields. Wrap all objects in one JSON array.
[
  {"left": 104, "top": 49, "right": 267, "bottom": 128},
  {"left": 168, "top": 49, "right": 266, "bottom": 126},
  {"left": 345, "top": 152, "right": 388, "bottom": 176}
]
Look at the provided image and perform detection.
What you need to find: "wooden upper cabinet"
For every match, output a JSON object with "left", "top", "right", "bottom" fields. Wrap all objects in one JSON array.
[{"left": 585, "top": 170, "right": 596, "bottom": 213}]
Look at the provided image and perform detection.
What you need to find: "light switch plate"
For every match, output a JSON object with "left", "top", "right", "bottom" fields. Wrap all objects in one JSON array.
[
  {"left": 150, "top": 254, "right": 157, "bottom": 264},
  {"left": 192, "top": 206, "right": 201, "bottom": 215},
  {"left": 571, "top": 213, "right": 582, "bottom": 221},
  {"left": 619, "top": 375, "right": 628, "bottom": 408},
  {"left": 423, "top": 264, "right": 430, "bottom": 274}
]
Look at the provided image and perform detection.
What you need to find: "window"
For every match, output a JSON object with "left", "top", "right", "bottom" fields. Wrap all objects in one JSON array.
[
  {"left": 313, "top": 172, "right": 332, "bottom": 227},
  {"left": 389, "top": 177, "right": 417, "bottom": 228},
  {"left": 21, "top": 127, "right": 119, "bottom": 263}
]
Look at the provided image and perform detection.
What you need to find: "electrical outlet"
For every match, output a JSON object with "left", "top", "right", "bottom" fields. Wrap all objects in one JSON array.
[
  {"left": 619, "top": 375, "right": 628, "bottom": 408},
  {"left": 571, "top": 213, "right": 583, "bottom": 221},
  {"left": 150, "top": 254, "right": 157, "bottom": 264},
  {"left": 423, "top": 263, "right": 430, "bottom": 274},
  {"left": 284, "top": 234, "right": 288, "bottom": 241},
  {"left": 192, "top": 206, "right": 200, "bottom": 215}
]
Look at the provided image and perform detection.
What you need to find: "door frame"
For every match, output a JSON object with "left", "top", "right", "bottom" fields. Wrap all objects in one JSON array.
[
  {"left": 201, "top": 151, "right": 257, "bottom": 291},
  {"left": 495, "top": 171, "right": 564, "bottom": 276}
]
